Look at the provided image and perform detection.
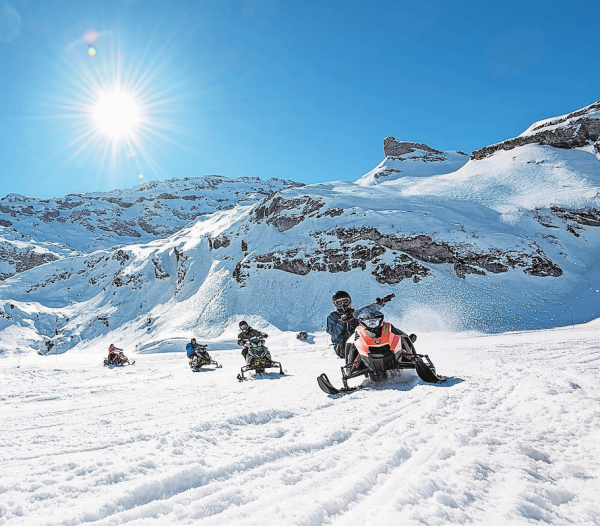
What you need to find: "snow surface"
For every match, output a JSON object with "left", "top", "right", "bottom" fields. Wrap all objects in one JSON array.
[{"left": 1, "top": 325, "right": 600, "bottom": 525}]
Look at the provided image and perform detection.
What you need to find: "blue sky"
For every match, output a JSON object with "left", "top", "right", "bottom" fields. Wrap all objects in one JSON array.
[{"left": 0, "top": 0, "right": 598, "bottom": 198}]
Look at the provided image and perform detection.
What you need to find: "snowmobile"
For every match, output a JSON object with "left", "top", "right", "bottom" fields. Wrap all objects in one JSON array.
[
  {"left": 317, "top": 305, "right": 445, "bottom": 395},
  {"left": 237, "top": 337, "right": 284, "bottom": 380},
  {"left": 189, "top": 345, "right": 222, "bottom": 371},
  {"left": 103, "top": 351, "right": 135, "bottom": 367}
]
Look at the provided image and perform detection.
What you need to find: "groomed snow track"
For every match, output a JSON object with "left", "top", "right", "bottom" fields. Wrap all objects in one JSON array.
[{"left": 1, "top": 326, "right": 600, "bottom": 525}]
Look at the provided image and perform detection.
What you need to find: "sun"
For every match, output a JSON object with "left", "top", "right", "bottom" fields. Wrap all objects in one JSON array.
[
  {"left": 92, "top": 88, "right": 141, "bottom": 140},
  {"left": 49, "top": 31, "right": 186, "bottom": 186}
]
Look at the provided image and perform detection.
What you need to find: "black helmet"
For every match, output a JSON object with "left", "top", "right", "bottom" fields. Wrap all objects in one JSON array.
[
  {"left": 332, "top": 290, "right": 351, "bottom": 309},
  {"left": 239, "top": 320, "right": 249, "bottom": 330},
  {"left": 191, "top": 338, "right": 196, "bottom": 343}
]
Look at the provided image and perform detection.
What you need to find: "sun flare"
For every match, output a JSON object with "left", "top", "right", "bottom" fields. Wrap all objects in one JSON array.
[
  {"left": 53, "top": 31, "right": 185, "bottom": 185},
  {"left": 92, "top": 89, "right": 141, "bottom": 140}
]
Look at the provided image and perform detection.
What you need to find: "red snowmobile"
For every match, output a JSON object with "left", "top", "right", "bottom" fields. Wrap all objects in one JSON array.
[
  {"left": 103, "top": 345, "right": 135, "bottom": 367},
  {"left": 317, "top": 305, "right": 445, "bottom": 395}
]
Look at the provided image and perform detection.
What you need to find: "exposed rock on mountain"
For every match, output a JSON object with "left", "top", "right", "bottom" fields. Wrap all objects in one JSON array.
[
  {"left": 0, "top": 241, "right": 60, "bottom": 281},
  {"left": 472, "top": 100, "right": 600, "bottom": 160},
  {"left": 231, "top": 225, "right": 562, "bottom": 285},
  {"left": 0, "top": 175, "right": 303, "bottom": 280},
  {"left": 251, "top": 196, "right": 324, "bottom": 231},
  {"left": 357, "top": 138, "right": 468, "bottom": 186},
  {"left": 383, "top": 137, "right": 444, "bottom": 157}
]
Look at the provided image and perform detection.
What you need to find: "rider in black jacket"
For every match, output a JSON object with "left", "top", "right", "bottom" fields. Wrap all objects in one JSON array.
[{"left": 237, "top": 320, "right": 268, "bottom": 360}]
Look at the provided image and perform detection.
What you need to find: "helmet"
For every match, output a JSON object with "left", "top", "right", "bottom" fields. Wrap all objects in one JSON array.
[
  {"left": 239, "top": 320, "right": 249, "bottom": 331},
  {"left": 332, "top": 290, "right": 351, "bottom": 309},
  {"left": 191, "top": 338, "right": 196, "bottom": 343},
  {"left": 109, "top": 343, "right": 115, "bottom": 348}
]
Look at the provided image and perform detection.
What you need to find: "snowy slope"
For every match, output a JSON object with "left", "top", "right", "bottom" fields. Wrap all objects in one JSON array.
[
  {"left": 1, "top": 324, "right": 599, "bottom": 525},
  {"left": 1, "top": 169, "right": 598, "bottom": 355},
  {"left": 0, "top": 175, "right": 303, "bottom": 280}
]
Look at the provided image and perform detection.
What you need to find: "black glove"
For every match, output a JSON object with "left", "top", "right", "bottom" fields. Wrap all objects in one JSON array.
[
  {"left": 376, "top": 293, "right": 395, "bottom": 306},
  {"left": 340, "top": 312, "right": 354, "bottom": 322}
]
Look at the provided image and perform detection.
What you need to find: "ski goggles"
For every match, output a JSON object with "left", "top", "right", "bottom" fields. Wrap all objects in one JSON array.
[
  {"left": 360, "top": 317, "right": 383, "bottom": 329},
  {"left": 334, "top": 298, "right": 351, "bottom": 308},
  {"left": 239, "top": 324, "right": 249, "bottom": 331}
]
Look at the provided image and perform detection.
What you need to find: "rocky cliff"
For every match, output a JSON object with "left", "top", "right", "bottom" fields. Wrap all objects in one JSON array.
[{"left": 471, "top": 100, "right": 600, "bottom": 160}]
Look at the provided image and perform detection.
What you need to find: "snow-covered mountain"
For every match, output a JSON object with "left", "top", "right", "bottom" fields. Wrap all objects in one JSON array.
[
  {"left": 0, "top": 175, "right": 303, "bottom": 280},
  {"left": 356, "top": 138, "right": 469, "bottom": 186},
  {"left": 1, "top": 100, "right": 599, "bottom": 355}
]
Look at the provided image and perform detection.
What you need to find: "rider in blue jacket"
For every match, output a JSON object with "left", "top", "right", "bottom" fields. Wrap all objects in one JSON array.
[{"left": 186, "top": 338, "right": 209, "bottom": 359}]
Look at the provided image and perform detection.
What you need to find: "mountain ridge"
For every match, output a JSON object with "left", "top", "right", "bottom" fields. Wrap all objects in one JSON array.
[{"left": 1, "top": 100, "right": 599, "bottom": 355}]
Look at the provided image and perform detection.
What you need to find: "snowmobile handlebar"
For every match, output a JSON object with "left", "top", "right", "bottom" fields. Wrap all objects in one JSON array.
[
  {"left": 376, "top": 293, "right": 395, "bottom": 305},
  {"left": 242, "top": 338, "right": 266, "bottom": 346}
]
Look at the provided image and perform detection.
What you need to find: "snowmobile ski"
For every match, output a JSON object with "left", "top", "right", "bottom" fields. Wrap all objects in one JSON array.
[
  {"left": 191, "top": 359, "right": 222, "bottom": 371},
  {"left": 317, "top": 373, "right": 361, "bottom": 395},
  {"left": 103, "top": 359, "right": 135, "bottom": 367},
  {"left": 413, "top": 356, "right": 446, "bottom": 384},
  {"left": 237, "top": 366, "right": 284, "bottom": 381}
]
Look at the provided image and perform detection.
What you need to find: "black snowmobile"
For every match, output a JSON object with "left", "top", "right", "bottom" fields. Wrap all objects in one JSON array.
[
  {"left": 189, "top": 344, "right": 222, "bottom": 371},
  {"left": 237, "top": 337, "right": 284, "bottom": 380},
  {"left": 317, "top": 305, "right": 445, "bottom": 395},
  {"left": 104, "top": 351, "right": 135, "bottom": 367}
]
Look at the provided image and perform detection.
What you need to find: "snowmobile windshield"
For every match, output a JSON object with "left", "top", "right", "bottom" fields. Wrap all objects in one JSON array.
[
  {"left": 355, "top": 304, "right": 383, "bottom": 320},
  {"left": 361, "top": 317, "right": 383, "bottom": 328}
]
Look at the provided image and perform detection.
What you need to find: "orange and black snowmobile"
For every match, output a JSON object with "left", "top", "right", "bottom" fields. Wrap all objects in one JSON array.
[{"left": 317, "top": 304, "right": 445, "bottom": 395}]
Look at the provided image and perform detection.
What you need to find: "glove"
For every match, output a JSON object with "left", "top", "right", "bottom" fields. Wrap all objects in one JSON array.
[
  {"left": 340, "top": 313, "right": 354, "bottom": 322},
  {"left": 376, "top": 293, "right": 395, "bottom": 305}
]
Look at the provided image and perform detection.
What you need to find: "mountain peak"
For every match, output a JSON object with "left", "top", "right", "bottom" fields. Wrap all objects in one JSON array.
[
  {"left": 383, "top": 137, "right": 443, "bottom": 157},
  {"left": 356, "top": 138, "right": 468, "bottom": 186},
  {"left": 472, "top": 99, "right": 600, "bottom": 160}
]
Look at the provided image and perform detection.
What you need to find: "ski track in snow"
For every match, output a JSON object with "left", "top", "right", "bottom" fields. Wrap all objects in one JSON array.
[{"left": 1, "top": 329, "right": 600, "bottom": 526}]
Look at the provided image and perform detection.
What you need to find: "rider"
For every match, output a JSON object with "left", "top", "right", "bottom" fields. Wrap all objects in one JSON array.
[
  {"left": 186, "top": 338, "right": 210, "bottom": 365},
  {"left": 326, "top": 291, "right": 395, "bottom": 359},
  {"left": 107, "top": 343, "right": 125, "bottom": 365},
  {"left": 237, "top": 320, "right": 269, "bottom": 362}
]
